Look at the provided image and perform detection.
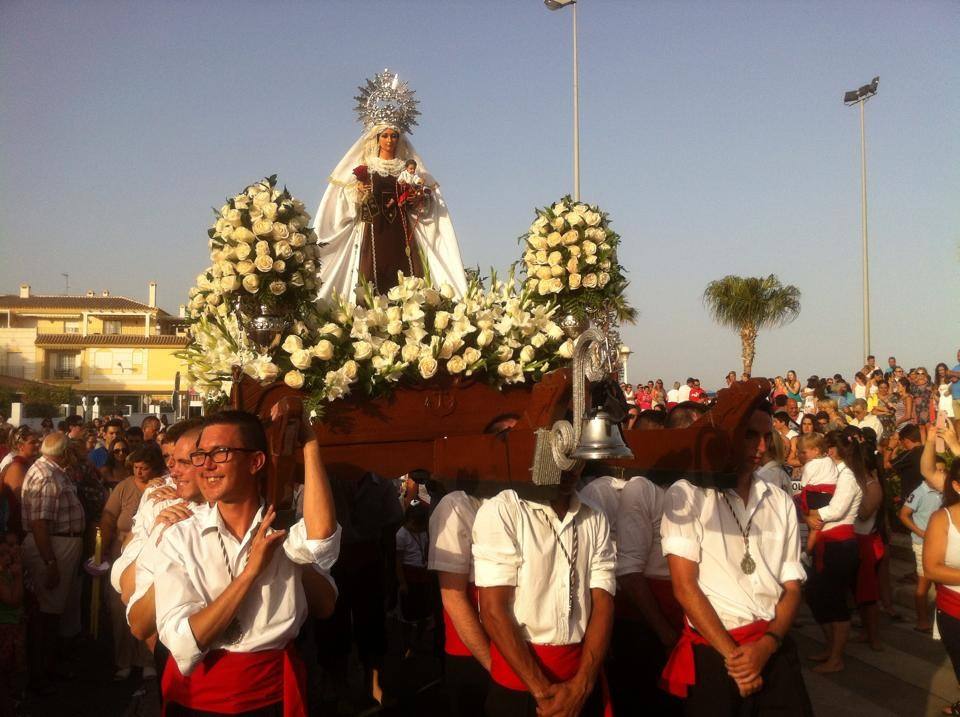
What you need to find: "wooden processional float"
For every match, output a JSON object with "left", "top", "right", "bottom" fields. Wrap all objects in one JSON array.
[{"left": 230, "top": 328, "right": 771, "bottom": 515}]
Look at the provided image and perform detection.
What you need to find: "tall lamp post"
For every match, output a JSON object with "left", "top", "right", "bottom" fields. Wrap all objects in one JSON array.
[
  {"left": 544, "top": 0, "right": 580, "bottom": 201},
  {"left": 843, "top": 76, "right": 878, "bottom": 363}
]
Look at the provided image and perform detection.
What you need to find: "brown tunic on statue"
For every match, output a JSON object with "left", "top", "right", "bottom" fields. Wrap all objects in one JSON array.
[{"left": 357, "top": 170, "right": 424, "bottom": 294}]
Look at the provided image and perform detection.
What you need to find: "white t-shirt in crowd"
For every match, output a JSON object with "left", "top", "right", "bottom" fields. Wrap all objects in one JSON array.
[
  {"left": 666, "top": 388, "right": 680, "bottom": 403},
  {"left": 660, "top": 476, "right": 804, "bottom": 631},
  {"left": 428, "top": 491, "right": 482, "bottom": 580},
  {"left": 472, "top": 490, "right": 616, "bottom": 646},
  {"left": 615, "top": 476, "right": 670, "bottom": 580},
  {"left": 397, "top": 526, "right": 429, "bottom": 568},
  {"left": 850, "top": 413, "right": 884, "bottom": 440},
  {"left": 677, "top": 385, "right": 692, "bottom": 403},
  {"left": 579, "top": 475, "right": 633, "bottom": 551}
]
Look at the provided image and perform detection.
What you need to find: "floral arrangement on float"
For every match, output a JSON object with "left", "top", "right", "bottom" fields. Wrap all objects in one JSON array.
[
  {"left": 521, "top": 195, "right": 636, "bottom": 331},
  {"left": 179, "top": 180, "right": 633, "bottom": 410}
]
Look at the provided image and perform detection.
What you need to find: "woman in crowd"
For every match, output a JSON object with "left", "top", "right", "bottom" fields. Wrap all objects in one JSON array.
[
  {"left": 805, "top": 429, "right": 866, "bottom": 673},
  {"left": 0, "top": 428, "right": 40, "bottom": 537},
  {"left": 652, "top": 378, "right": 667, "bottom": 409},
  {"left": 911, "top": 367, "right": 935, "bottom": 440},
  {"left": 921, "top": 434, "right": 960, "bottom": 715},
  {"left": 772, "top": 375, "right": 788, "bottom": 400},
  {"left": 801, "top": 413, "right": 819, "bottom": 436},
  {"left": 936, "top": 363, "right": 956, "bottom": 419},
  {"left": 100, "top": 446, "right": 163, "bottom": 681},
  {"left": 872, "top": 379, "right": 898, "bottom": 437},
  {"left": 786, "top": 369, "right": 803, "bottom": 405},
  {"left": 854, "top": 428, "right": 886, "bottom": 651},
  {"left": 98, "top": 438, "right": 131, "bottom": 490}
]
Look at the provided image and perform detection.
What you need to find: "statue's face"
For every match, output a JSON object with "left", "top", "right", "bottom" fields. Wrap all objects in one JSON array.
[{"left": 378, "top": 129, "right": 399, "bottom": 158}]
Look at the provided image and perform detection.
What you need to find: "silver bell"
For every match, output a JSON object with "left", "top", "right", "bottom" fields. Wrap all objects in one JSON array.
[{"left": 570, "top": 407, "right": 634, "bottom": 461}]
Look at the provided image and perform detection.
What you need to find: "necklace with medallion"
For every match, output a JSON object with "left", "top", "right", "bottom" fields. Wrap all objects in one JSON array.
[
  {"left": 718, "top": 490, "right": 757, "bottom": 575},
  {"left": 216, "top": 529, "right": 251, "bottom": 645}
]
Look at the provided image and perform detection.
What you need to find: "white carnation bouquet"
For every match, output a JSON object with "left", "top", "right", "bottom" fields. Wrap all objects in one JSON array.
[
  {"left": 187, "top": 175, "right": 320, "bottom": 318},
  {"left": 521, "top": 195, "right": 635, "bottom": 324}
]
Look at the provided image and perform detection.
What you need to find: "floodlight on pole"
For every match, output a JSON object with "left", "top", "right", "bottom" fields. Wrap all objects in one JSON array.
[
  {"left": 842, "top": 75, "right": 878, "bottom": 364},
  {"left": 544, "top": 0, "right": 580, "bottom": 201}
]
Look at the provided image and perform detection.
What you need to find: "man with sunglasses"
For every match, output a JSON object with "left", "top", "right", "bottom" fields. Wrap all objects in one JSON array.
[{"left": 153, "top": 409, "right": 339, "bottom": 716}]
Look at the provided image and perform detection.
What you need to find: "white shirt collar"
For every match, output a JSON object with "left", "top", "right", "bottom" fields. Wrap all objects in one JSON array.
[
  {"left": 201, "top": 501, "right": 265, "bottom": 550},
  {"left": 525, "top": 493, "right": 584, "bottom": 530}
]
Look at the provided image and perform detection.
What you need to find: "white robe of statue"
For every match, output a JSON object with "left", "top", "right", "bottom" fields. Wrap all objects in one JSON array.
[{"left": 312, "top": 126, "right": 467, "bottom": 304}]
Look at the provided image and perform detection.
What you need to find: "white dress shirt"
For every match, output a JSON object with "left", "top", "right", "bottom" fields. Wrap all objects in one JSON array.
[
  {"left": 661, "top": 477, "right": 805, "bottom": 631},
  {"left": 579, "top": 475, "right": 633, "bottom": 550},
  {"left": 472, "top": 490, "right": 616, "bottom": 646},
  {"left": 428, "top": 491, "right": 482, "bottom": 580},
  {"left": 816, "top": 462, "right": 862, "bottom": 532},
  {"left": 154, "top": 503, "right": 341, "bottom": 675},
  {"left": 615, "top": 476, "right": 670, "bottom": 579},
  {"left": 800, "top": 455, "right": 838, "bottom": 489},
  {"left": 109, "top": 475, "right": 176, "bottom": 593}
]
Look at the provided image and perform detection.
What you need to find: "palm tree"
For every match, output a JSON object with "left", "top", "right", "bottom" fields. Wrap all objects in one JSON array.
[{"left": 702, "top": 274, "right": 801, "bottom": 377}]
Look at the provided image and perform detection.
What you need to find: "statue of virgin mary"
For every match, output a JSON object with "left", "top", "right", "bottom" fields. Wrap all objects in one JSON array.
[{"left": 313, "top": 70, "right": 467, "bottom": 304}]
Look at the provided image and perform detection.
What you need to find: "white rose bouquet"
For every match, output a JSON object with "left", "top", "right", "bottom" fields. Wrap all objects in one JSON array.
[
  {"left": 520, "top": 195, "right": 636, "bottom": 324},
  {"left": 187, "top": 175, "right": 320, "bottom": 319}
]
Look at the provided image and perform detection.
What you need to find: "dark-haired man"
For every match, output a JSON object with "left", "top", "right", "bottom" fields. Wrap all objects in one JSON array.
[
  {"left": 91, "top": 418, "right": 125, "bottom": 468},
  {"left": 142, "top": 415, "right": 162, "bottom": 445},
  {"left": 660, "top": 402, "right": 812, "bottom": 716},
  {"left": 473, "top": 468, "right": 615, "bottom": 716},
  {"left": 154, "top": 410, "right": 339, "bottom": 715}
]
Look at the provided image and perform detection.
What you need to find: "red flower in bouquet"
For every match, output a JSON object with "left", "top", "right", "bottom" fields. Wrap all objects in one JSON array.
[{"left": 353, "top": 165, "right": 370, "bottom": 184}]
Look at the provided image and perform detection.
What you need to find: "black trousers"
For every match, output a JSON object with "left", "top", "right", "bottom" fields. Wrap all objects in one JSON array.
[
  {"left": 684, "top": 635, "right": 813, "bottom": 717},
  {"left": 485, "top": 680, "right": 604, "bottom": 717},
  {"left": 609, "top": 617, "right": 681, "bottom": 716},
  {"left": 445, "top": 653, "right": 489, "bottom": 717},
  {"left": 806, "top": 539, "right": 859, "bottom": 624},
  {"left": 939, "top": 609, "right": 960, "bottom": 683}
]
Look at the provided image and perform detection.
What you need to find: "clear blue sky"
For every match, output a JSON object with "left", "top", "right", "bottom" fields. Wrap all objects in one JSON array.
[{"left": 2, "top": 0, "right": 957, "bottom": 387}]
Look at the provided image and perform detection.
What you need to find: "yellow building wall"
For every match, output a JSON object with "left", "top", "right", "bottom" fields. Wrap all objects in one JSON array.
[{"left": 36, "top": 319, "right": 64, "bottom": 333}]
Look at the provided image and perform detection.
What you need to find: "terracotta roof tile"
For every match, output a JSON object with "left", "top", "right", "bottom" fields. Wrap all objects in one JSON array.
[
  {"left": 0, "top": 295, "right": 169, "bottom": 315},
  {"left": 34, "top": 334, "right": 188, "bottom": 347}
]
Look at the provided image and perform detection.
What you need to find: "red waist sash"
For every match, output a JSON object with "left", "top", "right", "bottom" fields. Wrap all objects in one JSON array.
[
  {"left": 660, "top": 620, "right": 769, "bottom": 698},
  {"left": 799, "top": 483, "right": 836, "bottom": 514},
  {"left": 937, "top": 585, "right": 960, "bottom": 620},
  {"left": 490, "top": 641, "right": 612, "bottom": 717},
  {"left": 814, "top": 524, "right": 856, "bottom": 572},
  {"left": 162, "top": 643, "right": 306, "bottom": 716},
  {"left": 855, "top": 532, "right": 885, "bottom": 605},
  {"left": 444, "top": 583, "right": 479, "bottom": 657}
]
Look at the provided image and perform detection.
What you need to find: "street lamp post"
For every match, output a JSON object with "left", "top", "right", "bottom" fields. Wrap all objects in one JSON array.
[
  {"left": 544, "top": 0, "right": 580, "bottom": 201},
  {"left": 843, "top": 76, "right": 878, "bottom": 364}
]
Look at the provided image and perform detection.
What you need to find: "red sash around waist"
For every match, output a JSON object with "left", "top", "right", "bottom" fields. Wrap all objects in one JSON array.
[
  {"left": 660, "top": 620, "right": 769, "bottom": 698},
  {"left": 490, "top": 641, "right": 612, "bottom": 717},
  {"left": 814, "top": 524, "right": 856, "bottom": 572},
  {"left": 444, "top": 583, "right": 479, "bottom": 657},
  {"left": 490, "top": 641, "right": 582, "bottom": 691},
  {"left": 937, "top": 585, "right": 960, "bottom": 620},
  {"left": 161, "top": 643, "right": 306, "bottom": 716},
  {"left": 799, "top": 483, "right": 836, "bottom": 514},
  {"left": 855, "top": 532, "right": 885, "bottom": 604}
]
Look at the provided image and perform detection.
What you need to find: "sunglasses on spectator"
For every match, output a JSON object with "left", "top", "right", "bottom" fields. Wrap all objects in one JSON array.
[{"left": 113, "top": 448, "right": 128, "bottom": 454}]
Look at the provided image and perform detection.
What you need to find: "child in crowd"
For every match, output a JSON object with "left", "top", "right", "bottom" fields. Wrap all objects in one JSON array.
[
  {"left": 900, "top": 455, "right": 947, "bottom": 633},
  {"left": 396, "top": 502, "right": 433, "bottom": 658},
  {"left": 0, "top": 533, "right": 25, "bottom": 715},
  {"left": 798, "top": 433, "right": 840, "bottom": 556}
]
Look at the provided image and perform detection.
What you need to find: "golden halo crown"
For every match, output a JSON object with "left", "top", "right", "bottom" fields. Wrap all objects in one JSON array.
[{"left": 354, "top": 69, "right": 420, "bottom": 135}]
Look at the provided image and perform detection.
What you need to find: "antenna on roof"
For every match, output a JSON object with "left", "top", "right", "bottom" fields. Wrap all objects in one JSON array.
[{"left": 61, "top": 273, "right": 70, "bottom": 295}]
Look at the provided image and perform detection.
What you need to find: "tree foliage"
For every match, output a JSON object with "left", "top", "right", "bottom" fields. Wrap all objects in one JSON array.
[{"left": 702, "top": 274, "right": 801, "bottom": 375}]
